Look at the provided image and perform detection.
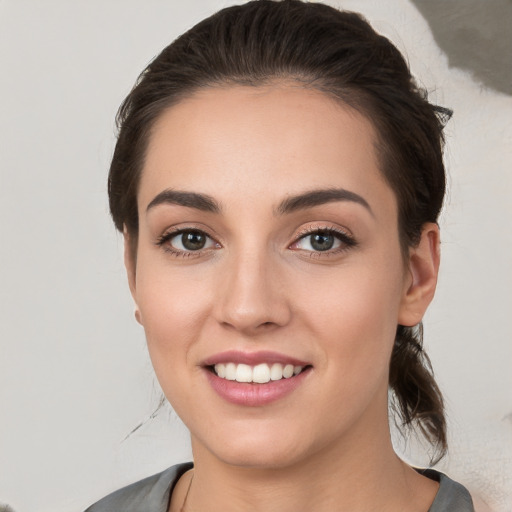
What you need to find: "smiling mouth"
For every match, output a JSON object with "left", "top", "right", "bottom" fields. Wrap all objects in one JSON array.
[{"left": 209, "top": 362, "right": 309, "bottom": 384}]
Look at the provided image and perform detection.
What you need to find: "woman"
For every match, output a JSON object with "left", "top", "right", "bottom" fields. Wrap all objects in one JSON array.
[{"left": 86, "top": 1, "right": 474, "bottom": 510}]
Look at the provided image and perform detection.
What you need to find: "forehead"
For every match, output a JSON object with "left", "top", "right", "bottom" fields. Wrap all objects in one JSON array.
[{"left": 139, "top": 84, "right": 395, "bottom": 216}]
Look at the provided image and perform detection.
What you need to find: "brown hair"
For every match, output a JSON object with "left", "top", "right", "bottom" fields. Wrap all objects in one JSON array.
[{"left": 109, "top": 0, "right": 450, "bottom": 463}]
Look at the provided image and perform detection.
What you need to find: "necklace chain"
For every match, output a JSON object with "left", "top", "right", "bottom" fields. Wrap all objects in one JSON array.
[{"left": 179, "top": 471, "right": 194, "bottom": 512}]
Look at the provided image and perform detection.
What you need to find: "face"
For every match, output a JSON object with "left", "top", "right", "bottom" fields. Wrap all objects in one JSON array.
[{"left": 127, "top": 84, "right": 435, "bottom": 469}]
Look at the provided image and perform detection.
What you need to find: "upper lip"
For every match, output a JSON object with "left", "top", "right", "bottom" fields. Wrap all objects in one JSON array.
[{"left": 202, "top": 350, "right": 310, "bottom": 367}]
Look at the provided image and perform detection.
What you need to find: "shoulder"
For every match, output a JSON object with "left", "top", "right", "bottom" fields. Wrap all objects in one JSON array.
[
  {"left": 419, "top": 469, "right": 475, "bottom": 512},
  {"left": 83, "top": 462, "right": 193, "bottom": 512}
]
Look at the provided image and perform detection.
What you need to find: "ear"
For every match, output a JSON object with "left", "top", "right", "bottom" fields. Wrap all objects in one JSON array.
[
  {"left": 398, "top": 223, "right": 441, "bottom": 327},
  {"left": 123, "top": 226, "right": 142, "bottom": 325}
]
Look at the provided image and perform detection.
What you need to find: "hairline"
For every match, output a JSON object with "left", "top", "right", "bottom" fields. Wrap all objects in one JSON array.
[{"left": 124, "top": 77, "right": 408, "bottom": 258}]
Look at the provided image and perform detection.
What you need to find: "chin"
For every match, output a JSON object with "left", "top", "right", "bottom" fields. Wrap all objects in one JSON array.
[
  {"left": 210, "top": 444, "right": 306, "bottom": 470},
  {"left": 190, "top": 419, "right": 332, "bottom": 471}
]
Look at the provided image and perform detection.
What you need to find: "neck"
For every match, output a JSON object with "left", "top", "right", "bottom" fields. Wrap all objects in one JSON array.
[{"left": 180, "top": 411, "right": 438, "bottom": 512}]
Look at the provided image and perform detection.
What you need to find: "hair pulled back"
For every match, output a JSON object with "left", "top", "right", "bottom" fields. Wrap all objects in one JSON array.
[{"left": 109, "top": 0, "right": 450, "bottom": 463}]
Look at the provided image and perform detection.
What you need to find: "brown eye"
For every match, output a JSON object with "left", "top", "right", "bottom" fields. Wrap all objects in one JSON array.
[
  {"left": 165, "top": 229, "right": 217, "bottom": 252},
  {"left": 181, "top": 231, "right": 207, "bottom": 250}
]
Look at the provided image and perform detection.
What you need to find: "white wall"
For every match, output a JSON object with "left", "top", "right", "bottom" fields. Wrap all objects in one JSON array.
[{"left": 0, "top": 1, "right": 510, "bottom": 511}]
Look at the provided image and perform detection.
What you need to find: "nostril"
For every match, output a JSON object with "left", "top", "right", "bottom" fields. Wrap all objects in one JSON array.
[{"left": 260, "top": 321, "right": 277, "bottom": 329}]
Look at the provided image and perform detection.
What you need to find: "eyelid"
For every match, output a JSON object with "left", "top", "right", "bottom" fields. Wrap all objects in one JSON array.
[
  {"left": 154, "top": 222, "right": 356, "bottom": 257},
  {"left": 289, "top": 223, "right": 357, "bottom": 254},
  {"left": 155, "top": 224, "right": 221, "bottom": 257},
  {"left": 294, "top": 223, "right": 354, "bottom": 240}
]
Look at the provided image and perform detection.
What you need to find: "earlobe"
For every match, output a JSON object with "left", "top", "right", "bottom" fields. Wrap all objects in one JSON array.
[
  {"left": 123, "top": 226, "right": 142, "bottom": 325},
  {"left": 398, "top": 223, "right": 441, "bottom": 327}
]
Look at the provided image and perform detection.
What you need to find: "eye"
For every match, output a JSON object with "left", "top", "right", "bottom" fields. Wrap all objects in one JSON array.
[
  {"left": 157, "top": 229, "right": 219, "bottom": 254},
  {"left": 294, "top": 230, "right": 340, "bottom": 252},
  {"left": 290, "top": 228, "right": 356, "bottom": 254}
]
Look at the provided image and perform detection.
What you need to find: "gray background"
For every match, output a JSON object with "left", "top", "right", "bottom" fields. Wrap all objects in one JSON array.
[{"left": 1, "top": 1, "right": 511, "bottom": 511}]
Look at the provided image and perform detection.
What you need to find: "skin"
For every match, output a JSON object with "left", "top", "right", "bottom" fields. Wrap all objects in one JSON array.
[{"left": 125, "top": 84, "right": 441, "bottom": 512}]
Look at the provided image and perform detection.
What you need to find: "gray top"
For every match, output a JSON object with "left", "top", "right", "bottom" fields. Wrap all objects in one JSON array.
[{"left": 84, "top": 462, "right": 475, "bottom": 512}]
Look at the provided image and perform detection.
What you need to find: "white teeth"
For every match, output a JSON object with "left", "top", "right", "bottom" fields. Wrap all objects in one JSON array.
[
  {"left": 216, "top": 363, "right": 226, "bottom": 378},
  {"left": 252, "top": 363, "right": 271, "bottom": 383},
  {"left": 283, "top": 364, "right": 294, "bottom": 378},
  {"left": 225, "top": 362, "right": 237, "bottom": 380},
  {"left": 270, "top": 363, "right": 283, "bottom": 381},
  {"left": 235, "top": 363, "right": 252, "bottom": 383},
  {"left": 213, "top": 362, "right": 304, "bottom": 383}
]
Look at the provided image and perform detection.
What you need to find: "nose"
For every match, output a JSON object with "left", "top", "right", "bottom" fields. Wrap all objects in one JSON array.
[{"left": 214, "top": 248, "right": 292, "bottom": 335}]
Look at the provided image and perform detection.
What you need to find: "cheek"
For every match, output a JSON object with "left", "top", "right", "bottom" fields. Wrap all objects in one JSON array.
[
  {"left": 136, "top": 278, "right": 213, "bottom": 421},
  {"left": 134, "top": 258, "right": 213, "bottom": 373},
  {"left": 296, "top": 267, "right": 404, "bottom": 431},
  {"left": 297, "top": 256, "right": 405, "bottom": 373}
]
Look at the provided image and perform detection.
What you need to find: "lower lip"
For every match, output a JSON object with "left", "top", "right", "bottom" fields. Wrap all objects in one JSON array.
[{"left": 204, "top": 368, "right": 310, "bottom": 406}]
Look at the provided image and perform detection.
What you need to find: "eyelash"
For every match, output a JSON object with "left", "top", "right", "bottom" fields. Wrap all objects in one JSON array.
[
  {"left": 155, "top": 225, "right": 357, "bottom": 258},
  {"left": 291, "top": 226, "right": 357, "bottom": 258},
  {"left": 155, "top": 228, "right": 219, "bottom": 258}
]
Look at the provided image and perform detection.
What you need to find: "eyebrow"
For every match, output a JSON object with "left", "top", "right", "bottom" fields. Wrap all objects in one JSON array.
[
  {"left": 146, "top": 189, "right": 221, "bottom": 214},
  {"left": 277, "top": 188, "right": 373, "bottom": 216},
  {"left": 146, "top": 187, "right": 372, "bottom": 217}
]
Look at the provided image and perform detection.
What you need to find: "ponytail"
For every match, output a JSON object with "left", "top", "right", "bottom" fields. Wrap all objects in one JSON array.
[{"left": 389, "top": 324, "right": 447, "bottom": 464}]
